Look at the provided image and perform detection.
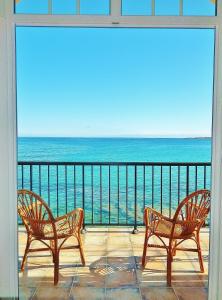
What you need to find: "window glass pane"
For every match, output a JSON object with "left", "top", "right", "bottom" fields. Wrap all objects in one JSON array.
[
  {"left": 15, "top": 0, "right": 48, "bottom": 14},
  {"left": 155, "top": 0, "right": 179, "bottom": 16},
  {"left": 183, "top": 0, "right": 216, "bottom": 16},
  {"left": 122, "top": 0, "right": 152, "bottom": 16},
  {"left": 52, "top": 0, "right": 76, "bottom": 15},
  {"left": 80, "top": 0, "right": 110, "bottom": 15}
]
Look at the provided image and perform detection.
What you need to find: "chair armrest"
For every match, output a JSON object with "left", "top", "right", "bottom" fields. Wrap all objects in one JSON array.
[
  {"left": 54, "top": 208, "right": 83, "bottom": 233},
  {"left": 144, "top": 207, "right": 173, "bottom": 227}
]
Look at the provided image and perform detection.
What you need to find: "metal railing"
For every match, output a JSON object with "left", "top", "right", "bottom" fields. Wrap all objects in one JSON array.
[{"left": 17, "top": 161, "right": 211, "bottom": 230}]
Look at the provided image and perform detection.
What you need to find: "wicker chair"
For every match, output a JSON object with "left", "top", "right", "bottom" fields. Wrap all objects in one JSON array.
[
  {"left": 142, "top": 189, "right": 210, "bottom": 286},
  {"left": 18, "top": 189, "right": 85, "bottom": 285}
]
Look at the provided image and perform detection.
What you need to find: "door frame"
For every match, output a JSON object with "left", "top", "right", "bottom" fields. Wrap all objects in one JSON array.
[{"left": 1, "top": 0, "right": 222, "bottom": 298}]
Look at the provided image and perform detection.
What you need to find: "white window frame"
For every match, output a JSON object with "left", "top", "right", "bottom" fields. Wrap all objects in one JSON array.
[{"left": 1, "top": 0, "right": 222, "bottom": 298}]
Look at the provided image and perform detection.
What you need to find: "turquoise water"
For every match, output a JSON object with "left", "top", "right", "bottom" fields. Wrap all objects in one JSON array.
[
  {"left": 18, "top": 137, "right": 211, "bottom": 162},
  {"left": 17, "top": 137, "right": 211, "bottom": 225}
]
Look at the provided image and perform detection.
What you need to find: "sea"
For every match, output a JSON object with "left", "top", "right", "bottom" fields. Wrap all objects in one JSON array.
[
  {"left": 17, "top": 137, "right": 211, "bottom": 225},
  {"left": 18, "top": 137, "right": 211, "bottom": 163}
]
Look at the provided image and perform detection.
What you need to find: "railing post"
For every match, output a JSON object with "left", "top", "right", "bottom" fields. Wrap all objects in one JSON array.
[
  {"left": 30, "top": 164, "right": 33, "bottom": 191},
  {"left": 81, "top": 165, "right": 87, "bottom": 234},
  {"left": 132, "top": 165, "right": 139, "bottom": 234},
  {"left": 48, "top": 165, "right": 51, "bottom": 208},
  {"left": 186, "top": 165, "right": 189, "bottom": 196}
]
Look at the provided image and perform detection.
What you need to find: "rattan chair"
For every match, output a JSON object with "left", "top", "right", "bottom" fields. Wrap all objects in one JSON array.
[
  {"left": 142, "top": 189, "right": 210, "bottom": 286},
  {"left": 18, "top": 189, "right": 85, "bottom": 285}
]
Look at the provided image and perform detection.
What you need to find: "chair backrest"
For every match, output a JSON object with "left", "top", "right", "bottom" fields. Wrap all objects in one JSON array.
[
  {"left": 173, "top": 189, "right": 211, "bottom": 227},
  {"left": 18, "top": 189, "right": 55, "bottom": 237}
]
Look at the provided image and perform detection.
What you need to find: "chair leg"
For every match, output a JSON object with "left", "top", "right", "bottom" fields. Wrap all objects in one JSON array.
[
  {"left": 142, "top": 228, "right": 149, "bottom": 268},
  {"left": 196, "top": 232, "right": 204, "bottom": 273},
  {"left": 50, "top": 240, "right": 55, "bottom": 263},
  {"left": 77, "top": 233, "right": 86, "bottom": 266},
  {"left": 172, "top": 240, "right": 177, "bottom": 257},
  {"left": 54, "top": 254, "right": 59, "bottom": 285},
  {"left": 167, "top": 243, "right": 173, "bottom": 286},
  {"left": 21, "top": 236, "right": 31, "bottom": 272},
  {"left": 53, "top": 240, "right": 59, "bottom": 285}
]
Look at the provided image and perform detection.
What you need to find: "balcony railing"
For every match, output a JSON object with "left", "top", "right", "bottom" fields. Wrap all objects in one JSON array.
[{"left": 17, "top": 161, "right": 211, "bottom": 230}]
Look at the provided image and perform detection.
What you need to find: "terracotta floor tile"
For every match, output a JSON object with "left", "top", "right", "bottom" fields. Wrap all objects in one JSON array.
[
  {"left": 85, "top": 256, "right": 108, "bottom": 268},
  {"left": 84, "top": 236, "right": 107, "bottom": 249},
  {"left": 106, "top": 250, "right": 134, "bottom": 257},
  {"left": 137, "top": 271, "right": 167, "bottom": 287},
  {"left": 107, "top": 237, "right": 132, "bottom": 251},
  {"left": 19, "top": 286, "right": 36, "bottom": 300},
  {"left": 19, "top": 268, "right": 50, "bottom": 288},
  {"left": 85, "top": 248, "right": 107, "bottom": 256},
  {"left": 74, "top": 266, "right": 106, "bottom": 287},
  {"left": 174, "top": 287, "right": 208, "bottom": 300},
  {"left": 106, "top": 287, "right": 141, "bottom": 300},
  {"left": 32, "top": 287, "right": 70, "bottom": 300},
  {"left": 69, "top": 287, "right": 105, "bottom": 300},
  {"left": 130, "top": 235, "right": 145, "bottom": 245},
  {"left": 171, "top": 273, "right": 208, "bottom": 287},
  {"left": 107, "top": 256, "right": 136, "bottom": 270},
  {"left": 106, "top": 268, "right": 137, "bottom": 288},
  {"left": 141, "top": 287, "right": 178, "bottom": 300}
]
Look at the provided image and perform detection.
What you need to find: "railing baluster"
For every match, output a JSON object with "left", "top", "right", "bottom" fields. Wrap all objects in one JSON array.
[
  {"left": 65, "top": 165, "right": 67, "bottom": 214},
  {"left": 108, "top": 165, "right": 111, "bottom": 224},
  {"left": 160, "top": 166, "right": 163, "bottom": 214},
  {"left": 204, "top": 165, "right": 206, "bottom": 189},
  {"left": 30, "top": 165, "right": 32, "bottom": 191},
  {"left": 133, "top": 165, "right": 138, "bottom": 233},
  {"left": 48, "top": 165, "right": 50, "bottom": 207},
  {"left": 195, "top": 165, "right": 198, "bottom": 192},
  {"left": 100, "top": 165, "right": 102, "bottom": 224},
  {"left": 92, "top": 165, "right": 94, "bottom": 224},
  {"left": 118, "top": 165, "right": 120, "bottom": 224},
  {"left": 74, "top": 165, "right": 76, "bottom": 209},
  {"left": 21, "top": 165, "right": 24, "bottom": 189},
  {"left": 178, "top": 166, "right": 180, "bottom": 205},
  {"left": 143, "top": 166, "right": 146, "bottom": 208},
  {"left": 38, "top": 165, "right": 41, "bottom": 195},
  {"left": 169, "top": 166, "right": 172, "bottom": 218},
  {"left": 152, "top": 165, "right": 154, "bottom": 209},
  {"left": 126, "top": 166, "right": 128, "bottom": 224},
  {"left": 57, "top": 165, "right": 59, "bottom": 217},
  {"left": 82, "top": 165, "right": 85, "bottom": 229},
  {"left": 186, "top": 166, "right": 189, "bottom": 196}
]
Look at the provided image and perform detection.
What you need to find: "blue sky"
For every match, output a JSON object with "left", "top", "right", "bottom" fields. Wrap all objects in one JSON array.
[{"left": 16, "top": 27, "right": 215, "bottom": 137}]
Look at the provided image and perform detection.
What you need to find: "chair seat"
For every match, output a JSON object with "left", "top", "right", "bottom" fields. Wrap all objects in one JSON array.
[
  {"left": 37, "top": 218, "right": 75, "bottom": 239},
  {"left": 150, "top": 219, "right": 189, "bottom": 238}
]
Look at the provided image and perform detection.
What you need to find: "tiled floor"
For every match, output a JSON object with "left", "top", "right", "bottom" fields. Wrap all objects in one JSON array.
[{"left": 19, "top": 227, "right": 209, "bottom": 300}]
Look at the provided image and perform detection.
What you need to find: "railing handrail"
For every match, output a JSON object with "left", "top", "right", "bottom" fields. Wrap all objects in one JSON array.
[{"left": 18, "top": 161, "right": 211, "bottom": 166}]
